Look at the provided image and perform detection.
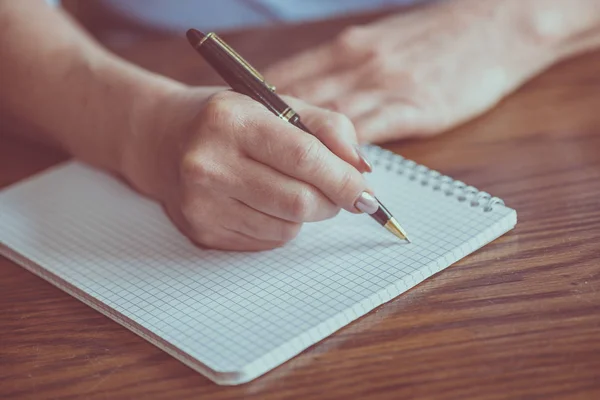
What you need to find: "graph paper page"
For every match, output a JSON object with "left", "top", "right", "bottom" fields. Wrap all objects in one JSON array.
[{"left": 0, "top": 146, "right": 516, "bottom": 384}]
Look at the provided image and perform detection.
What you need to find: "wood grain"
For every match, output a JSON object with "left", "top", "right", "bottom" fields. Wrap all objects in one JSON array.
[{"left": 1, "top": 6, "right": 600, "bottom": 400}]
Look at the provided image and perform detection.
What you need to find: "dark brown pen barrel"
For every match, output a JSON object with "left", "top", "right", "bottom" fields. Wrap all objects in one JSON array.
[
  {"left": 196, "top": 39, "right": 291, "bottom": 118},
  {"left": 371, "top": 208, "right": 390, "bottom": 227},
  {"left": 288, "top": 116, "right": 312, "bottom": 135}
]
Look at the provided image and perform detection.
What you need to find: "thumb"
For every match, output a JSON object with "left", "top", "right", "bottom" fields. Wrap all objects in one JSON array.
[{"left": 285, "top": 97, "right": 372, "bottom": 174}]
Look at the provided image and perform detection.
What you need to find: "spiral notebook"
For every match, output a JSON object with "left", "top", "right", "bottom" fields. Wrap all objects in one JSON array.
[{"left": 0, "top": 145, "right": 516, "bottom": 385}]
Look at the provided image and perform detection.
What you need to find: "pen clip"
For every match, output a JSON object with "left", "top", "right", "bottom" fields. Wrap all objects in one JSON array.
[{"left": 208, "top": 32, "right": 277, "bottom": 92}]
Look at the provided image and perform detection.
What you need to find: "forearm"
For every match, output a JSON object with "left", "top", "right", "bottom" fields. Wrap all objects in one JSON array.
[{"left": 0, "top": 0, "right": 187, "bottom": 175}]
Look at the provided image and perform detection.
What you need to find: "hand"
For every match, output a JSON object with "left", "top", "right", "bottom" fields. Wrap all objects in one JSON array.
[
  {"left": 121, "top": 88, "right": 375, "bottom": 251},
  {"left": 265, "top": 0, "right": 560, "bottom": 143}
]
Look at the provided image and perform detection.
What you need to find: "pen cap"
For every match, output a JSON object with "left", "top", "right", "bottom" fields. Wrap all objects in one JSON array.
[{"left": 189, "top": 31, "right": 292, "bottom": 119}]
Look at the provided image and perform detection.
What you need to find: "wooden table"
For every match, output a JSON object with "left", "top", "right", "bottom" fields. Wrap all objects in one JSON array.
[{"left": 2, "top": 6, "right": 600, "bottom": 400}]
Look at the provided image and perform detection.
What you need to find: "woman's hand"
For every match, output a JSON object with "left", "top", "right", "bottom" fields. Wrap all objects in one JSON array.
[
  {"left": 265, "top": 0, "right": 569, "bottom": 143},
  {"left": 122, "top": 88, "right": 375, "bottom": 251}
]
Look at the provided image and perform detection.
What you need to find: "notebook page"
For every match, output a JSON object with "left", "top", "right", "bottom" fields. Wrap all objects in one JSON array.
[{"left": 0, "top": 151, "right": 517, "bottom": 384}]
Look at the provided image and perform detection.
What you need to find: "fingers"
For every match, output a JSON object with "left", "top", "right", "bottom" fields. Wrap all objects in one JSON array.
[
  {"left": 265, "top": 43, "right": 340, "bottom": 90},
  {"left": 167, "top": 89, "right": 395, "bottom": 252},
  {"left": 166, "top": 196, "right": 294, "bottom": 251},
  {"left": 221, "top": 159, "right": 340, "bottom": 223},
  {"left": 287, "top": 98, "right": 371, "bottom": 173},
  {"left": 353, "top": 103, "right": 431, "bottom": 142},
  {"left": 265, "top": 25, "right": 372, "bottom": 91},
  {"left": 324, "top": 90, "right": 384, "bottom": 120},
  {"left": 215, "top": 231, "right": 286, "bottom": 252},
  {"left": 282, "top": 70, "right": 359, "bottom": 106},
  {"left": 223, "top": 199, "right": 302, "bottom": 242},
  {"left": 195, "top": 230, "right": 287, "bottom": 252},
  {"left": 241, "top": 117, "right": 371, "bottom": 213}
]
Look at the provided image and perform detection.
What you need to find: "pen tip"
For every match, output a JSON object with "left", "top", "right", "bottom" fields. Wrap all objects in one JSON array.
[
  {"left": 186, "top": 28, "right": 206, "bottom": 46},
  {"left": 384, "top": 218, "right": 411, "bottom": 243}
]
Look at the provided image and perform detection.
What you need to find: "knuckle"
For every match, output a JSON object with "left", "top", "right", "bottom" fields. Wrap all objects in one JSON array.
[
  {"left": 291, "top": 136, "right": 322, "bottom": 171},
  {"left": 179, "top": 154, "right": 214, "bottom": 186},
  {"left": 202, "top": 92, "right": 237, "bottom": 131},
  {"left": 335, "top": 26, "right": 367, "bottom": 56},
  {"left": 288, "top": 189, "right": 315, "bottom": 221}
]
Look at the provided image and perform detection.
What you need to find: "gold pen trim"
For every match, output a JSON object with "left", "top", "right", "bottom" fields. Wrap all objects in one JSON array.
[
  {"left": 279, "top": 107, "right": 296, "bottom": 122},
  {"left": 196, "top": 32, "right": 215, "bottom": 48},
  {"left": 384, "top": 218, "right": 411, "bottom": 243},
  {"left": 199, "top": 32, "right": 277, "bottom": 92}
]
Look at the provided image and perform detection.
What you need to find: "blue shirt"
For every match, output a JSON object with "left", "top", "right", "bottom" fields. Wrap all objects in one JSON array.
[{"left": 49, "top": 0, "right": 428, "bottom": 32}]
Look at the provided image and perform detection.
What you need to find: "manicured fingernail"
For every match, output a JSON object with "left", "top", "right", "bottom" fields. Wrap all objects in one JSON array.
[
  {"left": 354, "top": 144, "right": 372, "bottom": 173},
  {"left": 355, "top": 191, "right": 379, "bottom": 214}
]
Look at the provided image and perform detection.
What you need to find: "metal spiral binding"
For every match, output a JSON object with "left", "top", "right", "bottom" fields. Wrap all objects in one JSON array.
[{"left": 366, "top": 145, "right": 504, "bottom": 212}]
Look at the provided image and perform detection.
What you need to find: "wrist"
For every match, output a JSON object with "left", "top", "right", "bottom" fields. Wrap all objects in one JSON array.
[
  {"left": 118, "top": 81, "right": 186, "bottom": 198},
  {"left": 119, "top": 83, "right": 216, "bottom": 200},
  {"left": 42, "top": 48, "right": 190, "bottom": 189},
  {"left": 499, "top": 0, "right": 600, "bottom": 59}
]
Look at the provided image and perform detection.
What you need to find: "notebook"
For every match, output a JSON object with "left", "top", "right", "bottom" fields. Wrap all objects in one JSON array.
[{"left": 0, "top": 145, "right": 516, "bottom": 385}]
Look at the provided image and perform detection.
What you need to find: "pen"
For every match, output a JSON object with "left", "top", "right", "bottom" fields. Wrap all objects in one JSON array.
[{"left": 185, "top": 29, "right": 410, "bottom": 243}]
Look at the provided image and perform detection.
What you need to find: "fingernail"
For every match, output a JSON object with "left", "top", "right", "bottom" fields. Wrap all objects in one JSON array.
[
  {"left": 355, "top": 191, "right": 379, "bottom": 214},
  {"left": 354, "top": 144, "right": 372, "bottom": 173}
]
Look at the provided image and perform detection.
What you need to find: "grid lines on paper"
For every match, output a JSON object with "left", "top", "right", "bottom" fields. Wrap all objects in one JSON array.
[{"left": 0, "top": 159, "right": 514, "bottom": 375}]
